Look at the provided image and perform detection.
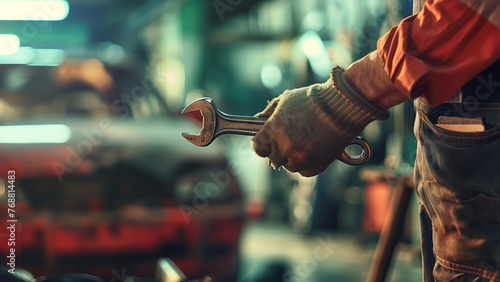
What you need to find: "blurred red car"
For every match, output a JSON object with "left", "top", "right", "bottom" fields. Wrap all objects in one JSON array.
[{"left": 0, "top": 48, "right": 244, "bottom": 281}]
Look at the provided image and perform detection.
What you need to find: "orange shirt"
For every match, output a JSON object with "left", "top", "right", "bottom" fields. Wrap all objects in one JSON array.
[{"left": 377, "top": 0, "right": 500, "bottom": 105}]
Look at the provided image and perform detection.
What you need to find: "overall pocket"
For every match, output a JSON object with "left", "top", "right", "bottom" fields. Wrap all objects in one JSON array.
[{"left": 416, "top": 109, "right": 500, "bottom": 202}]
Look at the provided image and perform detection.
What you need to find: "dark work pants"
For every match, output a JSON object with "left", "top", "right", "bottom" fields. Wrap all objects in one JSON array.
[{"left": 414, "top": 98, "right": 500, "bottom": 281}]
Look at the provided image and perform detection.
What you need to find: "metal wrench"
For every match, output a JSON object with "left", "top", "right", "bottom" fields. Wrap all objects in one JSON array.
[{"left": 181, "top": 97, "right": 372, "bottom": 166}]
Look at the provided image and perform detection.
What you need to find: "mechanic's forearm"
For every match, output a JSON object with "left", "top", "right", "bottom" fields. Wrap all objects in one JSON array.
[{"left": 344, "top": 51, "right": 408, "bottom": 110}]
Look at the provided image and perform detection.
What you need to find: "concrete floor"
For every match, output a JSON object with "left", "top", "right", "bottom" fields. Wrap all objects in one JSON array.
[{"left": 237, "top": 222, "right": 422, "bottom": 282}]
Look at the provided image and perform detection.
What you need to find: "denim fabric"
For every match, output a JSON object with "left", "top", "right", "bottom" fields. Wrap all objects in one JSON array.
[{"left": 414, "top": 98, "right": 500, "bottom": 281}]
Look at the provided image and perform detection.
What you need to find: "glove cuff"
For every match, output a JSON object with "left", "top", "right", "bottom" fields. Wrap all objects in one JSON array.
[{"left": 309, "top": 66, "right": 390, "bottom": 134}]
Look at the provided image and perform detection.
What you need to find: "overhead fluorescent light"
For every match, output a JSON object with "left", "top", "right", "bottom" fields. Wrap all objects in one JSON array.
[
  {"left": 29, "top": 48, "right": 65, "bottom": 66},
  {"left": 0, "top": 124, "right": 71, "bottom": 144},
  {"left": 0, "top": 47, "right": 34, "bottom": 64},
  {"left": 0, "top": 35, "right": 20, "bottom": 55},
  {"left": 0, "top": 1, "right": 69, "bottom": 21},
  {"left": 0, "top": 47, "right": 65, "bottom": 66}
]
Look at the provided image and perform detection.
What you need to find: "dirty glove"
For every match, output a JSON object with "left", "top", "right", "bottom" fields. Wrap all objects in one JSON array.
[{"left": 251, "top": 67, "right": 390, "bottom": 177}]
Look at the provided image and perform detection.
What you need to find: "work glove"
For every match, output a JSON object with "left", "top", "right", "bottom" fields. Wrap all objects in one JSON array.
[{"left": 252, "top": 67, "right": 390, "bottom": 177}]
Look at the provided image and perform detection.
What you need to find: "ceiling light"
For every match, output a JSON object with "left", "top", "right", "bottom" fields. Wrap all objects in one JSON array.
[
  {"left": 0, "top": 1, "right": 69, "bottom": 21},
  {"left": 0, "top": 124, "right": 71, "bottom": 144},
  {"left": 0, "top": 34, "right": 20, "bottom": 55}
]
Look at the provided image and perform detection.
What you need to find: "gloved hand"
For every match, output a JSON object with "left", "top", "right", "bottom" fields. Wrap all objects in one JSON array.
[{"left": 251, "top": 67, "right": 390, "bottom": 177}]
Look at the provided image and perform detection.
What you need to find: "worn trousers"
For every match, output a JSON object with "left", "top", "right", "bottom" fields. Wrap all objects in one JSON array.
[{"left": 414, "top": 98, "right": 500, "bottom": 281}]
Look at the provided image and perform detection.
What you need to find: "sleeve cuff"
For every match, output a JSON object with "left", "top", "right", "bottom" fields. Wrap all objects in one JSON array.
[{"left": 308, "top": 67, "right": 390, "bottom": 134}]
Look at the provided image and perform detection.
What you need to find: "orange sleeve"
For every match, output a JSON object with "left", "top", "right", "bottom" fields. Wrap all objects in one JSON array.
[{"left": 377, "top": 0, "right": 500, "bottom": 105}]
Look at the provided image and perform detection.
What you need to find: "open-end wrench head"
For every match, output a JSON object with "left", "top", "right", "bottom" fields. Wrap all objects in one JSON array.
[{"left": 181, "top": 97, "right": 217, "bottom": 146}]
